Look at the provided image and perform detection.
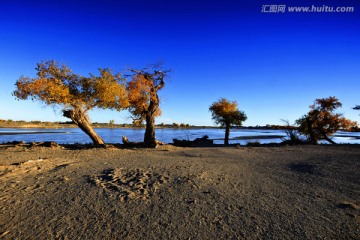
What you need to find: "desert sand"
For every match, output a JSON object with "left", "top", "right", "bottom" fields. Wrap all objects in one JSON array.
[{"left": 0, "top": 144, "right": 359, "bottom": 239}]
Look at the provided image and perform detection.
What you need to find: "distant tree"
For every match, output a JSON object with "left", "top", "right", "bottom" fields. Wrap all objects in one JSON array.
[
  {"left": 13, "top": 60, "right": 128, "bottom": 145},
  {"left": 296, "top": 96, "right": 357, "bottom": 144},
  {"left": 126, "top": 66, "right": 169, "bottom": 147},
  {"left": 109, "top": 119, "right": 115, "bottom": 127},
  {"left": 209, "top": 98, "right": 247, "bottom": 145}
]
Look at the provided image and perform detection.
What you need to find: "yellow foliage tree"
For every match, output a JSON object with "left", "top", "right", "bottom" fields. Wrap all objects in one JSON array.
[
  {"left": 126, "top": 67, "right": 168, "bottom": 147},
  {"left": 13, "top": 60, "right": 128, "bottom": 145},
  {"left": 209, "top": 98, "right": 247, "bottom": 145},
  {"left": 296, "top": 96, "right": 357, "bottom": 144}
]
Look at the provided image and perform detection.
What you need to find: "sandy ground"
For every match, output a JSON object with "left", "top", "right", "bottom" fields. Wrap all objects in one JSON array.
[{"left": 0, "top": 144, "right": 359, "bottom": 239}]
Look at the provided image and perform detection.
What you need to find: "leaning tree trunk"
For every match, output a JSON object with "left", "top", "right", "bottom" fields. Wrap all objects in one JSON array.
[
  {"left": 224, "top": 123, "right": 230, "bottom": 145},
  {"left": 63, "top": 107, "right": 105, "bottom": 146},
  {"left": 321, "top": 131, "right": 336, "bottom": 144}
]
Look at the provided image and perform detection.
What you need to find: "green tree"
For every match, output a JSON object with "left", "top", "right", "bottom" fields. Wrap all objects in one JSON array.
[
  {"left": 296, "top": 96, "right": 357, "bottom": 144},
  {"left": 109, "top": 119, "right": 115, "bottom": 127},
  {"left": 126, "top": 67, "right": 168, "bottom": 147},
  {"left": 209, "top": 98, "right": 247, "bottom": 145},
  {"left": 13, "top": 60, "right": 128, "bottom": 145}
]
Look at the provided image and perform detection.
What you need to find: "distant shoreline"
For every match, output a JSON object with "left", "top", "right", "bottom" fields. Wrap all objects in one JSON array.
[
  {"left": 0, "top": 120, "right": 358, "bottom": 132},
  {"left": 0, "top": 131, "right": 69, "bottom": 136},
  {"left": 0, "top": 120, "right": 295, "bottom": 130}
]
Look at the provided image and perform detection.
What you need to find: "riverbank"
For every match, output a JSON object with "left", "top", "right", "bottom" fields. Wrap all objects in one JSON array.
[
  {"left": 1, "top": 144, "right": 359, "bottom": 239},
  {"left": 0, "top": 120, "right": 300, "bottom": 130},
  {"left": 0, "top": 121, "right": 207, "bottom": 129}
]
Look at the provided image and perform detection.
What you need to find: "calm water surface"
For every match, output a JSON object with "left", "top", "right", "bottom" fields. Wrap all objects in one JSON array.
[{"left": 0, "top": 128, "right": 359, "bottom": 145}]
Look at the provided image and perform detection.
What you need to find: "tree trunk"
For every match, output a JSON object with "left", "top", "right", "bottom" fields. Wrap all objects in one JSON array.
[
  {"left": 322, "top": 132, "right": 337, "bottom": 144},
  {"left": 63, "top": 108, "right": 105, "bottom": 146},
  {"left": 224, "top": 123, "right": 230, "bottom": 145},
  {"left": 142, "top": 87, "right": 160, "bottom": 147},
  {"left": 140, "top": 72, "right": 164, "bottom": 148},
  {"left": 306, "top": 117, "right": 317, "bottom": 144},
  {"left": 144, "top": 111, "right": 156, "bottom": 147}
]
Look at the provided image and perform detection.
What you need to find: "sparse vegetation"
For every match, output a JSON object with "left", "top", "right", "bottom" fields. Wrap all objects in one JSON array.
[
  {"left": 7, "top": 63, "right": 360, "bottom": 148},
  {"left": 246, "top": 141, "right": 261, "bottom": 147},
  {"left": 281, "top": 119, "right": 303, "bottom": 145}
]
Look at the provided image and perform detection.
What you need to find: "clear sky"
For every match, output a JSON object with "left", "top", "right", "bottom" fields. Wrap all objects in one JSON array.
[{"left": 0, "top": 0, "right": 359, "bottom": 126}]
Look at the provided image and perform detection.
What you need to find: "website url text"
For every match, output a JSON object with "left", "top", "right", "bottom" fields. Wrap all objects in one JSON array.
[{"left": 261, "top": 5, "right": 355, "bottom": 13}]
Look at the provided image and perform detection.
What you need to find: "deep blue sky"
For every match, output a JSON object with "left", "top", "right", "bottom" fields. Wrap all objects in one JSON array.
[{"left": 1, "top": 0, "right": 359, "bottom": 126}]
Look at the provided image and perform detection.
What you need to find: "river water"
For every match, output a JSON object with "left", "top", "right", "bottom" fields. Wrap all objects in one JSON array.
[{"left": 0, "top": 128, "right": 359, "bottom": 145}]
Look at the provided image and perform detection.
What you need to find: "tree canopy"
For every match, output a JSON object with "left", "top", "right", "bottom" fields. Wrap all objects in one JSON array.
[
  {"left": 209, "top": 98, "right": 247, "bottom": 127},
  {"left": 126, "top": 70, "right": 165, "bottom": 120},
  {"left": 13, "top": 60, "right": 128, "bottom": 145},
  {"left": 125, "top": 67, "right": 168, "bottom": 146},
  {"left": 296, "top": 96, "right": 357, "bottom": 144},
  {"left": 209, "top": 98, "right": 247, "bottom": 145}
]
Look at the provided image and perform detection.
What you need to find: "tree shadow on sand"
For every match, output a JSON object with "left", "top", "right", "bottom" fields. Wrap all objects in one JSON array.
[{"left": 288, "top": 163, "right": 318, "bottom": 174}]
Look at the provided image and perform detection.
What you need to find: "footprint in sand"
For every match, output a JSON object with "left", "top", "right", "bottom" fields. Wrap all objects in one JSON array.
[{"left": 91, "top": 168, "right": 169, "bottom": 202}]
